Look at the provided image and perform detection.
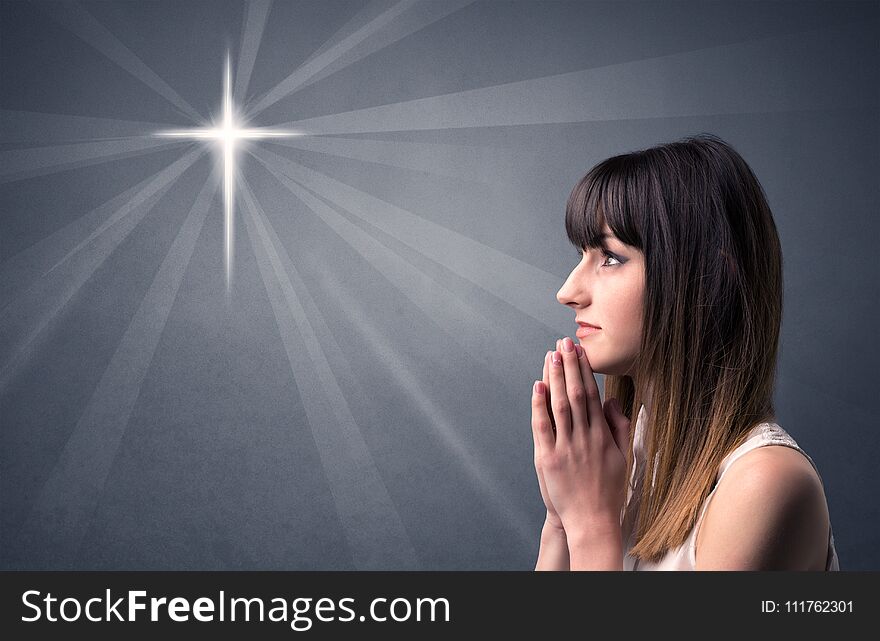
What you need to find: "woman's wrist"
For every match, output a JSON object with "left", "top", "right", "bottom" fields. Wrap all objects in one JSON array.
[
  {"left": 564, "top": 518, "right": 624, "bottom": 571},
  {"left": 542, "top": 513, "right": 566, "bottom": 536},
  {"left": 536, "top": 515, "right": 570, "bottom": 571}
]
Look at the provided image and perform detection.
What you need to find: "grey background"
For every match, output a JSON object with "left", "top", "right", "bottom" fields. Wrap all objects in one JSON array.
[{"left": 1, "top": 0, "right": 877, "bottom": 570}]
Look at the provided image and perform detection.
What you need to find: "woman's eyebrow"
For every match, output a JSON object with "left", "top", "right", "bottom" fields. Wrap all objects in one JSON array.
[
  {"left": 581, "top": 233, "right": 617, "bottom": 249},
  {"left": 600, "top": 235, "right": 630, "bottom": 252}
]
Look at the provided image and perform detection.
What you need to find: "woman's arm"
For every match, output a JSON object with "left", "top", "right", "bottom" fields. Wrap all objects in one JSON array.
[
  {"left": 695, "top": 446, "right": 831, "bottom": 570},
  {"left": 535, "top": 515, "right": 570, "bottom": 571}
]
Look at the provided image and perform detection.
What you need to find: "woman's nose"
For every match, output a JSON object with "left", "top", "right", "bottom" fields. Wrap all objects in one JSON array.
[
  {"left": 556, "top": 270, "right": 582, "bottom": 306},
  {"left": 556, "top": 285, "right": 569, "bottom": 306}
]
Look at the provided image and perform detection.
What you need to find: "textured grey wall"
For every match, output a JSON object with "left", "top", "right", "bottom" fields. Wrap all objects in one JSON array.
[{"left": 1, "top": 0, "right": 877, "bottom": 570}]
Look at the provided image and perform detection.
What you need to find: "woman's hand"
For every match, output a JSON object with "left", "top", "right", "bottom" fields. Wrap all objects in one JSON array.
[
  {"left": 532, "top": 339, "right": 566, "bottom": 531},
  {"left": 530, "top": 337, "right": 632, "bottom": 536}
]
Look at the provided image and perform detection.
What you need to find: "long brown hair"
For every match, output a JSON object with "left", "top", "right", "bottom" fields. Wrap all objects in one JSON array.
[{"left": 565, "top": 133, "right": 783, "bottom": 563}]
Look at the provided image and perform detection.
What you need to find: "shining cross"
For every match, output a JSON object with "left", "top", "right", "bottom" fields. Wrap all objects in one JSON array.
[{"left": 155, "top": 53, "right": 298, "bottom": 293}]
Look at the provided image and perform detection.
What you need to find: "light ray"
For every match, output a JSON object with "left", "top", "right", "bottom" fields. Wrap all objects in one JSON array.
[
  {"left": 244, "top": 0, "right": 417, "bottom": 118},
  {"left": 238, "top": 174, "right": 420, "bottom": 569},
  {"left": 0, "top": 137, "right": 190, "bottom": 184},
  {"left": 0, "top": 150, "right": 201, "bottom": 308},
  {"left": 41, "top": 1, "right": 203, "bottom": 123},
  {"left": 317, "top": 255, "right": 537, "bottom": 551},
  {"left": 249, "top": 160, "right": 535, "bottom": 549},
  {"left": 0, "top": 110, "right": 180, "bottom": 144},
  {"left": 154, "top": 53, "right": 300, "bottom": 295},
  {"left": 233, "top": 0, "right": 273, "bottom": 103},
  {"left": 265, "top": 135, "right": 516, "bottom": 184},
  {"left": 294, "top": 0, "right": 402, "bottom": 66},
  {"left": 252, "top": 148, "right": 531, "bottom": 370},
  {"left": 272, "top": 21, "right": 868, "bottom": 135},
  {"left": 245, "top": 0, "right": 476, "bottom": 120},
  {"left": 279, "top": 0, "right": 477, "bottom": 101},
  {"left": 43, "top": 148, "right": 204, "bottom": 277},
  {"left": 0, "top": 148, "right": 206, "bottom": 391},
  {"left": 11, "top": 170, "right": 221, "bottom": 568},
  {"left": 249, "top": 146, "right": 571, "bottom": 335}
]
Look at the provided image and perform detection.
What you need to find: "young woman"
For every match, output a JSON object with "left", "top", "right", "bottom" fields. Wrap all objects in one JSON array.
[{"left": 531, "top": 133, "right": 840, "bottom": 571}]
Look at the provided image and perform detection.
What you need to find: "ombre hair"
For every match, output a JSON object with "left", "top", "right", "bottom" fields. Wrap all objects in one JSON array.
[{"left": 565, "top": 133, "right": 783, "bottom": 564}]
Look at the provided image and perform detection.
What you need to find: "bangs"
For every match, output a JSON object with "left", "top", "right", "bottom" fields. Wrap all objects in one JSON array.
[{"left": 565, "top": 155, "right": 644, "bottom": 251}]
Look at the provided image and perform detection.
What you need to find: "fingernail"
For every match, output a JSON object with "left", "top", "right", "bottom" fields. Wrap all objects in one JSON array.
[
  {"left": 562, "top": 337, "right": 574, "bottom": 352},
  {"left": 534, "top": 381, "right": 545, "bottom": 395},
  {"left": 574, "top": 344, "right": 583, "bottom": 358},
  {"left": 551, "top": 351, "right": 562, "bottom": 366}
]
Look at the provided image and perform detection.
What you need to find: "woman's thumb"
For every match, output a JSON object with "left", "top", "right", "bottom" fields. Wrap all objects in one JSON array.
[{"left": 603, "top": 397, "right": 631, "bottom": 452}]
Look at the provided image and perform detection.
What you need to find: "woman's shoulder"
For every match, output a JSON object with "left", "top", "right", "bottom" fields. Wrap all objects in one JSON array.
[
  {"left": 728, "top": 442, "right": 826, "bottom": 492},
  {"left": 718, "top": 421, "right": 823, "bottom": 480},
  {"left": 695, "top": 428, "right": 831, "bottom": 570}
]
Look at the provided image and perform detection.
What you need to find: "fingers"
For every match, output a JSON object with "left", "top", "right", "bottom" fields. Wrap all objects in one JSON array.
[
  {"left": 547, "top": 341, "right": 571, "bottom": 446},
  {"left": 542, "top": 349, "right": 554, "bottom": 430},
  {"left": 575, "top": 339, "right": 604, "bottom": 426},
  {"left": 559, "top": 336, "right": 589, "bottom": 442},
  {"left": 531, "top": 378, "right": 555, "bottom": 454}
]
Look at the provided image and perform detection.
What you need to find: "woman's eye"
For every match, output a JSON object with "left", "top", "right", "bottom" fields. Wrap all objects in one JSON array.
[{"left": 575, "top": 249, "right": 621, "bottom": 266}]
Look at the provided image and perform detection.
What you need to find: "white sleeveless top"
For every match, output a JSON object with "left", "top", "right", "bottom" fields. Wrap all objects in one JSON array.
[{"left": 621, "top": 406, "right": 840, "bottom": 571}]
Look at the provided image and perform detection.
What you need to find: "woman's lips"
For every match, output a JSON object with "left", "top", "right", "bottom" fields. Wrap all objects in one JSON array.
[{"left": 576, "top": 325, "right": 601, "bottom": 338}]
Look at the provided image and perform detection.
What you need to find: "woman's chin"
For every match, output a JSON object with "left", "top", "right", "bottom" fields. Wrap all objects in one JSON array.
[
  {"left": 580, "top": 346, "right": 631, "bottom": 377},
  {"left": 579, "top": 348, "right": 607, "bottom": 374}
]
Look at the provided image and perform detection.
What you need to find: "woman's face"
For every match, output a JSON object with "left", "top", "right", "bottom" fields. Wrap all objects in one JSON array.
[{"left": 555, "top": 224, "right": 645, "bottom": 376}]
